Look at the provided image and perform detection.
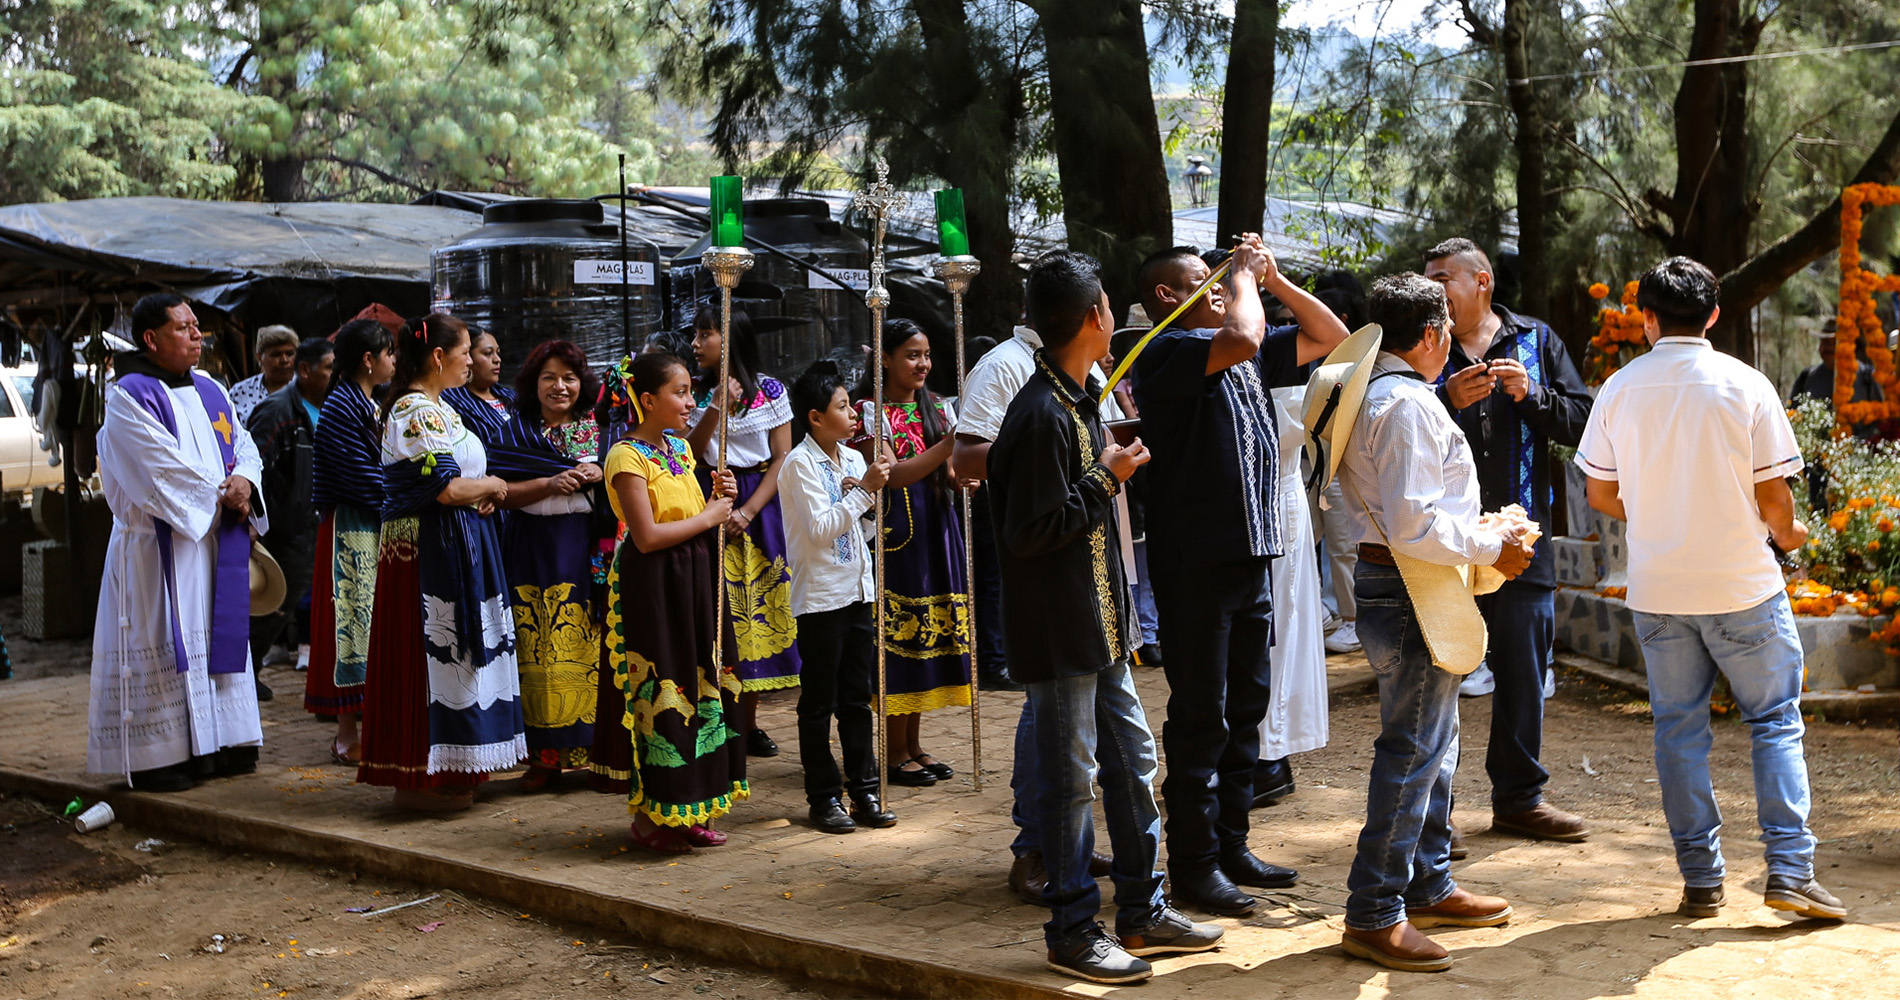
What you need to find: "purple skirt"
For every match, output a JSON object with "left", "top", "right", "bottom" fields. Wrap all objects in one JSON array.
[
  {"left": 878, "top": 480, "right": 971, "bottom": 714},
  {"left": 717, "top": 468, "right": 803, "bottom": 692}
]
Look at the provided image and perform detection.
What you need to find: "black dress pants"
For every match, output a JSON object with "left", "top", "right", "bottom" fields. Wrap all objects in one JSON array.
[{"left": 795, "top": 602, "right": 879, "bottom": 805}]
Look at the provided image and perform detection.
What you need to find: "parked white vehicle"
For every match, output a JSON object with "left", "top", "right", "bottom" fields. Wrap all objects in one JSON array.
[{"left": 0, "top": 363, "right": 67, "bottom": 495}]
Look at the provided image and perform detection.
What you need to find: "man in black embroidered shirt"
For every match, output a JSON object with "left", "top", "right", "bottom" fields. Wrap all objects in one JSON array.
[
  {"left": 1425, "top": 238, "right": 1593, "bottom": 845},
  {"left": 991, "top": 251, "right": 1222, "bottom": 985},
  {"left": 1130, "top": 238, "right": 1348, "bottom": 916}
]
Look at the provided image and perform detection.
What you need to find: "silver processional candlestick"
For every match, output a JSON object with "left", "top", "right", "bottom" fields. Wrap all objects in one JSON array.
[
  {"left": 701, "top": 243, "right": 755, "bottom": 682},
  {"left": 854, "top": 158, "right": 903, "bottom": 805},
  {"left": 933, "top": 253, "right": 982, "bottom": 791}
]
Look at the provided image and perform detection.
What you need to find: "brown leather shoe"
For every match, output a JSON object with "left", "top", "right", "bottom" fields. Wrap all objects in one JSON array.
[
  {"left": 1340, "top": 921, "right": 1452, "bottom": 972},
  {"left": 1009, "top": 852, "right": 1049, "bottom": 906},
  {"left": 1492, "top": 802, "right": 1590, "bottom": 842},
  {"left": 1087, "top": 851, "right": 1113, "bottom": 878},
  {"left": 1448, "top": 822, "right": 1468, "bottom": 860},
  {"left": 1408, "top": 888, "right": 1512, "bottom": 928}
]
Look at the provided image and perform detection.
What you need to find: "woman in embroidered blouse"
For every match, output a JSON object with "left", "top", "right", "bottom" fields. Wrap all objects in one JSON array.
[
  {"left": 358, "top": 313, "right": 522, "bottom": 813},
  {"left": 686, "top": 306, "right": 801, "bottom": 759},
  {"left": 306, "top": 318, "right": 394, "bottom": 766},
  {"left": 498, "top": 340, "right": 607, "bottom": 790},
  {"left": 599, "top": 352, "right": 746, "bottom": 853},
  {"left": 851, "top": 318, "right": 972, "bottom": 788}
]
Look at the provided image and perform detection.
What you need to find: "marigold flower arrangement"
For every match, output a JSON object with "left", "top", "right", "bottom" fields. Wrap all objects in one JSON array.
[
  {"left": 1786, "top": 398, "right": 1900, "bottom": 655},
  {"left": 1583, "top": 280, "right": 1646, "bottom": 385},
  {"left": 1834, "top": 183, "right": 1900, "bottom": 430}
]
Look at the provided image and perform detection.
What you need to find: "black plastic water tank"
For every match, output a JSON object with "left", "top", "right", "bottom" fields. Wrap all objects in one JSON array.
[
  {"left": 670, "top": 198, "right": 871, "bottom": 384},
  {"left": 431, "top": 198, "right": 663, "bottom": 376}
]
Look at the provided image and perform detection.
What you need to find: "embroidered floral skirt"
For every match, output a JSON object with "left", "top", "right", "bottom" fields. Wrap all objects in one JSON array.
[
  {"left": 358, "top": 511, "right": 526, "bottom": 789},
  {"left": 879, "top": 481, "right": 972, "bottom": 715},
  {"left": 723, "top": 469, "right": 801, "bottom": 692},
  {"left": 304, "top": 507, "right": 378, "bottom": 715},
  {"left": 592, "top": 529, "right": 747, "bottom": 826},
  {"left": 504, "top": 510, "right": 601, "bottom": 768}
]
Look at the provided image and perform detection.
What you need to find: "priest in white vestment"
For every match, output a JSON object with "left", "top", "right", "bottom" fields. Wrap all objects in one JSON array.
[{"left": 89, "top": 294, "right": 267, "bottom": 790}]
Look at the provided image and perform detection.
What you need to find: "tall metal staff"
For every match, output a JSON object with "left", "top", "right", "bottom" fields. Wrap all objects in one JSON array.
[
  {"left": 932, "top": 189, "right": 982, "bottom": 791},
  {"left": 854, "top": 159, "right": 903, "bottom": 803},
  {"left": 702, "top": 178, "right": 754, "bottom": 682}
]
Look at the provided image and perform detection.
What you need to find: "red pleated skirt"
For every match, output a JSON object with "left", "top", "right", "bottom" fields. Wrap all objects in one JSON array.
[{"left": 303, "top": 515, "right": 365, "bottom": 716}]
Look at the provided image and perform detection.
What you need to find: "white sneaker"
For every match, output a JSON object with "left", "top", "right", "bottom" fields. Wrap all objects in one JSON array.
[
  {"left": 295, "top": 643, "right": 311, "bottom": 673},
  {"left": 1321, "top": 612, "right": 1344, "bottom": 635},
  {"left": 1323, "top": 620, "right": 1361, "bottom": 654},
  {"left": 1459, "top": 661, "right": 1495, "bottom": 697},
  {"left": 264, "top": 644, "right": 297, "bottom": 667},
  {"left": 1542, "top": 666, "right": 1556, "bottom": 700}
]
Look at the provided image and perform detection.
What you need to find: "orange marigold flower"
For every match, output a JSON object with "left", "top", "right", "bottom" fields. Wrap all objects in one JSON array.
[
  {"left": 1881, "top": 518, "right": 1894, "bottom": 533},
  {"left": 1588, "top": 282, "right": 1610, "bottom": 300}
]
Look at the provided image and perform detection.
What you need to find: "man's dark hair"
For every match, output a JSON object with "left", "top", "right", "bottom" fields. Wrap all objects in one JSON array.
[
  {"left": 1135, "top": 245, "right": 1204, "bottom": 321},
  {"left": 295, "top": 336, "right": 333, "bottom": 370},
  {"left": 1368, "top": 273, "right": 1450, "bottom": 353},
  {"left": 130, "top": 292, "right": 188, "bottom": 349},
  {"left": 1423, "top": 237, "right": 1493, "bottom": 274},
  {"left": 1025, "top": 250, "right": 1105, "bottom": 348},
  {"left": 1636, "top": 256, "right": 1720, "bottom": 335}
]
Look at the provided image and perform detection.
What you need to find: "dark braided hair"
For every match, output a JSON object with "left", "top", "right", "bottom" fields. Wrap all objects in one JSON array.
[{"left": 378, "top": 312, "right": 468, "bottom": 425}]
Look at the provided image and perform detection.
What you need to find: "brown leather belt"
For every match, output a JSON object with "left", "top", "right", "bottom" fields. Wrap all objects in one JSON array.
[{"left": 1358, "top": 543, "right": 1397, "bottom": 567}]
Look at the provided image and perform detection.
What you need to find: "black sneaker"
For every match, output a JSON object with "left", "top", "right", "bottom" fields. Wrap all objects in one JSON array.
[
  {"left": 1680, "top": 883, "right": 1724, "bottom": 918},
  {"left": 1119, "top": 906, "right": 1225, "bottom": 957},
  {"left": 1045, "top": 923, "right": 1152, "bottom": 985},
  {"left": 1764, "top": 875, "right": 1848, "bottom": 921}
]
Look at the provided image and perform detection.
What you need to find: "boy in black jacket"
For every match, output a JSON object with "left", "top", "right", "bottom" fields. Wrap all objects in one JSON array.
[{"left": 990, "top": 251, "right": 1221, "bottom": 985}]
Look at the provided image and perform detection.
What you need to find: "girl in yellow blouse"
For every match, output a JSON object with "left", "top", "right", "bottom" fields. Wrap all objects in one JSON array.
[{"left": 594, "top": 352, "right": 745, "bottom": 854}]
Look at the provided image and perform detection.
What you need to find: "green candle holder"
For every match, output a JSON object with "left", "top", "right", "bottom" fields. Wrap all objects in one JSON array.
[
  {"left": 710, "top": 175, "right": 745, "bottom": 248},
  {"left": 935, "top": 188, "right": 970, "bottom": 258}
]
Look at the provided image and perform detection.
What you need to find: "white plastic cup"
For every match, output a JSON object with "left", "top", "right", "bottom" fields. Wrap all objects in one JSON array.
[{"left": 73, "top": 801, "right": 115, "bottom": 833}]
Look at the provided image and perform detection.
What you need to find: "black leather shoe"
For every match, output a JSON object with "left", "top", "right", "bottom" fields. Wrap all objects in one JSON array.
[
  {"left": 746, "top": 729, "right": 780, "bottom": 758},
  {"left": 129, "top": 763, "right": 195, "bottom": 792},
  {"left": 1764, "top": 875, "right": 1848, "bottom": 920},
  {"left": 808, "top": 798, "right": 856, "bottom": 834},
  {"left": 1134, "top": 642, "right": 1166, "bottom": 669},
  {"left": 1170, "top": 867, "right": 1257, "bottom": 917},
  {"left": 1251, "top": 758, "right": 1295, "bottom": 808},
  {"left": 912, "top": 754, "right": 954, "bottom": 780},
  {"left": 213, "top": 746, "right": 259, "bottom": 777},
  {"left": 1221, "top": 849, "right": 1299, "bottom": 889},
  {"left": 979, "top": 670, "right": 1025, "bottom": 693},
  {"left": 254, "top": 676, "right": 274, "bottom": 702},
  {"left": 849, "top": 793, "right": 897, "bottom": 828},
  {"left": 888, "top": 765, "right": 937, "bottom": 787}
]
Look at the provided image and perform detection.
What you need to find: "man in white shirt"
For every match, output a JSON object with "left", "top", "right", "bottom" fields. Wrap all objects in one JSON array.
[
  {"left": 954, "top": 323, "right": 1123, "bottom": 904},
  {"left": 1337, "top": 273, "right": 1531, "bottom": 972},
  {"left": 1576, "top": 256, "right": 1845, "bottom": 922}
]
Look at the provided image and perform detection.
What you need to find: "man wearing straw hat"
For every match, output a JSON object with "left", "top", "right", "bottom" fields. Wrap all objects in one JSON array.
[
  {"left": 1128, "top": 236, "right": 1348, "bottom": 916},
  {"left": 1330, "top": 273, "right": 1532, "bottom": 972}
]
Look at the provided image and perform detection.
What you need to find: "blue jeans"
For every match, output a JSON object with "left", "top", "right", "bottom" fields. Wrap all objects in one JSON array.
[
  {"left": 1009, "top": 695, "right": 1040, "bottom": 857},
  {"left": 1632, "top": 592, "right": 1817, "bottom": 888},
  {"left": 1131, "top": 540, "right": 1159, "bottom": 646},
  {"left": 1026, "top": 659, "right": 1166, "bottom": 947},
  {"left": 1345, "top": 563, "right": 1463, "bottom": 931}
]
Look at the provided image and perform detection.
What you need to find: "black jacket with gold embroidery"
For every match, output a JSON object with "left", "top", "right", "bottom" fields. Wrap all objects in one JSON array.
[{"left": 988, "top": 350, "right": 1133, "bottom": 683}]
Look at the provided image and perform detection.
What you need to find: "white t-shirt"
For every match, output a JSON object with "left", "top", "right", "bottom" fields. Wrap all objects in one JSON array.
[
  {"left": 1575, "top": 336, "right": 1803, "bottom": 616},
  {"left": 957, "top": 328, "right": 1124, "bottom": 443}
]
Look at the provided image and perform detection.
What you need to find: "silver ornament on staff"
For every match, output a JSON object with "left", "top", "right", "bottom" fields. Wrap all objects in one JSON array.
[
  {"left": 854, "top": 158, "right": 904, "bottom": 804},
  {"left": 701, "top": 243, "right": 755, "bottom": 683},
  {"left": 933, "top": 252, "right": 982, "bottom": 791}
]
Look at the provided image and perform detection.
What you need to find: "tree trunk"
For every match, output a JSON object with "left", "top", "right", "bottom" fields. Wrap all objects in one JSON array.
[
  {"left": 1216, "top": 0, "right": 1277, "bottom": 245},
  {"left": 916, "top": 0, "right": 1023, "bottom": 341},
  {"left": 1030, "top": 0, "right": 1173, "bottom": 319},
  {"left": 1501, "top": 0, "right": 1549, "bottom": 318},
  {"left": 1661, "top": 0, "right": 1762, "bottom": 360}
]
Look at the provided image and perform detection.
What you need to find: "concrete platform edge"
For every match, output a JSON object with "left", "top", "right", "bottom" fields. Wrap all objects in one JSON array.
[{"left": 0, "top": 767, "right": 1072, "bottom": 1000}]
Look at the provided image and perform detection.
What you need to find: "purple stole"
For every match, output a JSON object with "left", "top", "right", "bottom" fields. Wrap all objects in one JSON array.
[{"left": 116, "top": 373, "right": 251, "bottom": 676}]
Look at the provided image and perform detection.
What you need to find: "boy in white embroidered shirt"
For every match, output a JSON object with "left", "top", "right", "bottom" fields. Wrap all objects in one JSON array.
[{"left": 776, "top": 361, "right": 896, "bottom": 834}]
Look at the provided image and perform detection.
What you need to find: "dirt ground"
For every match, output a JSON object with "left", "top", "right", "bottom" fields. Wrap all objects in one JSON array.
[{"left": 0, "top": 792, "right": 835, "bottom": 1000}]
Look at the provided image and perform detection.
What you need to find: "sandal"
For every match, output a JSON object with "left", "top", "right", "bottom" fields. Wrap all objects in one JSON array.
[
  {"left": 629, "top": 821, "right": 694, "bottom": 854},
  {"left": 519, "top": 765, "right": 559, "bottom": 792},
  {"left": 912, "top": 754, "right": 954, "bottom": 781},
  {"left": 683, "top": 824, "right": 727, "bottom": 847},
  {"left": 331, "top": 740, "right": 361, "bottom": 766}
]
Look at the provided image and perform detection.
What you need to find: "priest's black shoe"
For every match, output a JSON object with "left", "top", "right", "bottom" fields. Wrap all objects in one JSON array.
[
  {"left": 214, "top": 746, "right": 260, "bottom": 777},
  {"left": 1222, "top": 848, "right": 1299, "bottom": 889},
  {"left": 129, "top": 763, "right": 195, "bottom": 792},
  {"left": 808, "top": 798, "right": 857, "bottom": 834},
  {"left": 1251, "top": 757, "right": 1295, "bottom": 808},
  {"left": 1170, "top": 867, "right": 1257, "bottom": 917},
  {"left": 850, "top": 793, "right": 898, "bottom": 828},
  {"left": 254, "top": 676, "right": 274, "bottom": 702}
]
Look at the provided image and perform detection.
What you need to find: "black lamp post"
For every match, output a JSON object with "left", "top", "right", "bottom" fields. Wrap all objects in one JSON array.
[{"left": 1184, "top": 155, "right": 1215, "bottom": 208}]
